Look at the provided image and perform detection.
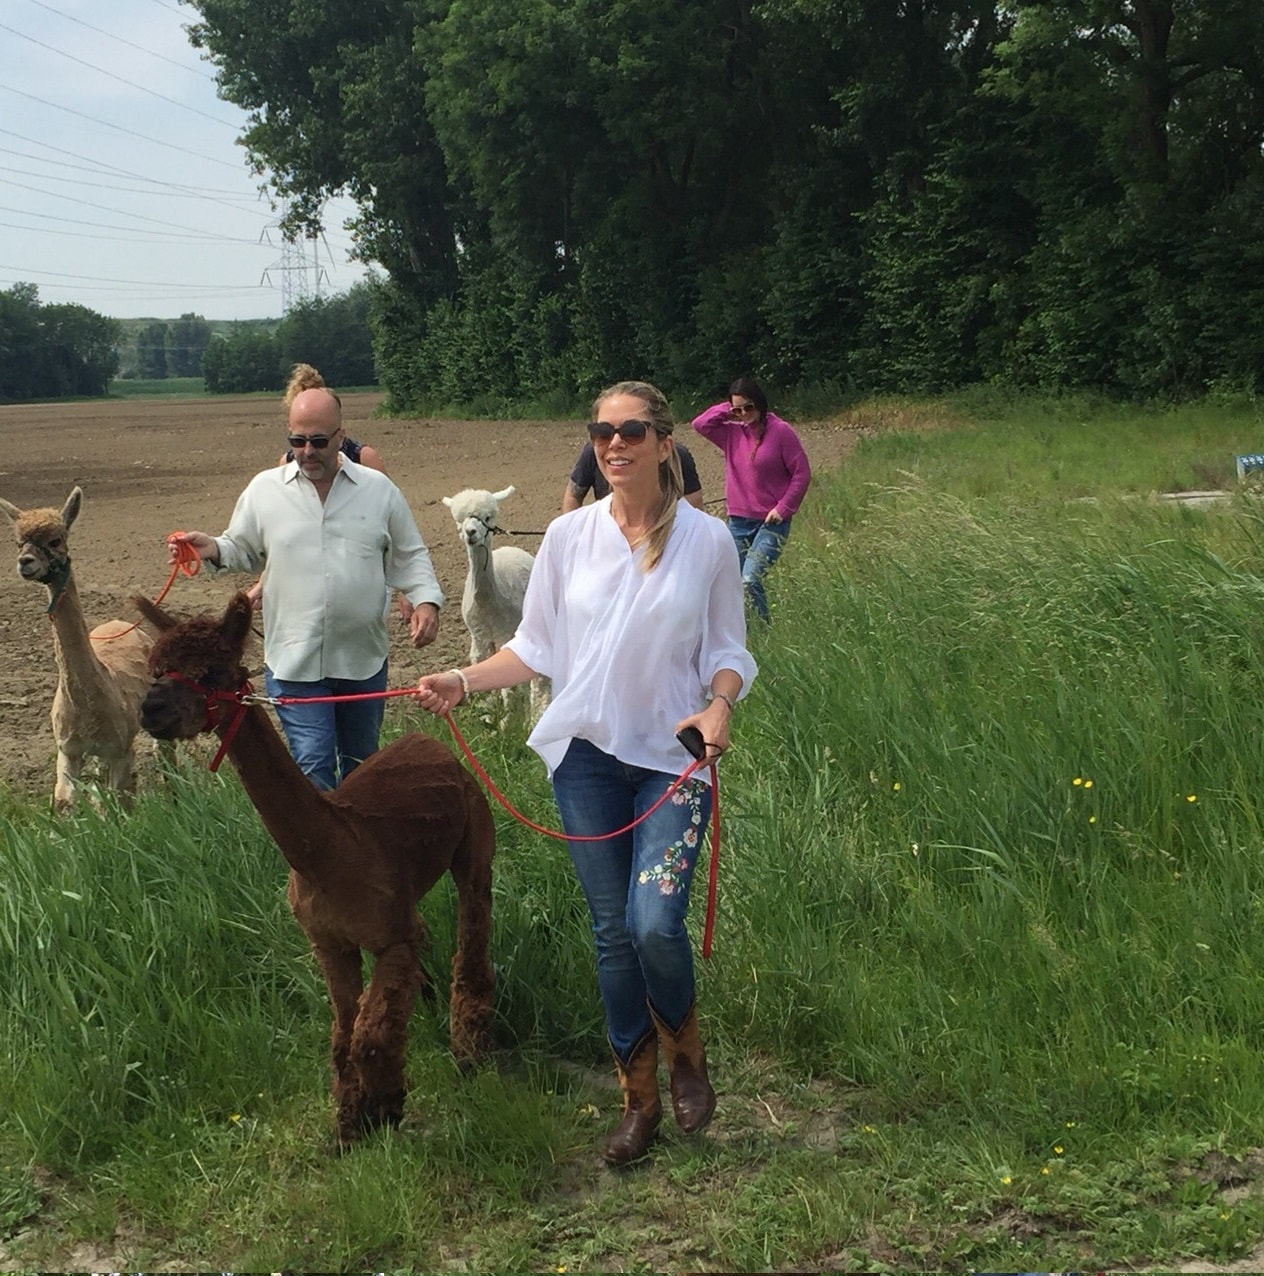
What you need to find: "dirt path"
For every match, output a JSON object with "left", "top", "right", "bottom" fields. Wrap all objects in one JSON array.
[{"left": 0, "top": 392, "right": 860, "bottom": 803}]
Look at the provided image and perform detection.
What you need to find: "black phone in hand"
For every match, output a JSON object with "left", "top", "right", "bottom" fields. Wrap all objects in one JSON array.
[{"left": 676, "top": 725, "right": 706, "bottom": 761}]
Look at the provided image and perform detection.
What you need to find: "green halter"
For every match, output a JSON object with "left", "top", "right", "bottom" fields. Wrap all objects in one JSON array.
[{"left": 44, "top": 554, "right": 71, "bottom": 615}]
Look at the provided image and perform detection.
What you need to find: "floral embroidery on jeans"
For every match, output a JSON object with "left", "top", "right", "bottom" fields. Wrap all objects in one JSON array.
[{"left": 637, "top": 779, "right": 707, "bottom": 896}]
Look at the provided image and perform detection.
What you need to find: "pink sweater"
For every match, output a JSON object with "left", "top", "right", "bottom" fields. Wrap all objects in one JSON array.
[{"left": 691, "top": 403, "right": 812, "bottom": 521}]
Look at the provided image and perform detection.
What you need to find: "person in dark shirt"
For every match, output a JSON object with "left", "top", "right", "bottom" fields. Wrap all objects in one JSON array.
[{"left": 562, "top": 439, "right": 704, "bottom": 511}]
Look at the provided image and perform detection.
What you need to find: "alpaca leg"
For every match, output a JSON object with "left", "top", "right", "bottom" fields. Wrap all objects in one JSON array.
[
  {"left": 346, "top": 939, "right": 424, "bottom": 1140},
  {"left": 528, "top": 675, "right": 551, "bottom": 723},
  {"left": 152, "top": 737, "right": 179, "bottom": 786},
  {"left": 311, "top": 942, "right": 364, "bottom": 1143},
  {"left": 448, "top": 778, "right": 497, "bottom": 1065},
  {"left": 54, "top": 744, "right": 83, "bottom": 812},
  {"left": 103, "top": 750, "right": 137, "bottom": 799}
]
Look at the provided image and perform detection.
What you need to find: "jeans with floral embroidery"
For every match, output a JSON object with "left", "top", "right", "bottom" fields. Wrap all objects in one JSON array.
[{"left": 552, "top": 736, "right": 713, "bottom": 1062}]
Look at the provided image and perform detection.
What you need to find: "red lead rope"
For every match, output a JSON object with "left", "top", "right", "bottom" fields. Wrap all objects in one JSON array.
[
  {"left": 438, "top": 711, "right": 723, "bottom": 957},
  {"left": 196, "top": 680, "right": 725, "bottom": 958}
]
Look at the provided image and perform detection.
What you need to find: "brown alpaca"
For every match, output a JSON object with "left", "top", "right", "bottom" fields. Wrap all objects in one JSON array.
[
  {"left": 135, "top": 591, "right": 496, "bottom": 1148},
  {"left": 0, "top": 486, "right": 155, "bottom": 810}
]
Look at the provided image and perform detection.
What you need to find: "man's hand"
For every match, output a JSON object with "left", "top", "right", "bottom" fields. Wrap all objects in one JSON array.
[
  {"left": 408, "top": 601, "right": 439, "bottom": 648},
  {"left": 168, "top": 530, "right": 220, "bottom": 566}
]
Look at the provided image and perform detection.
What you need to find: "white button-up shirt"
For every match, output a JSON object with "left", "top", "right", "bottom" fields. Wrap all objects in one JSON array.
[{"left": 212, "top": 459, "right": 443, "bottom": 681}]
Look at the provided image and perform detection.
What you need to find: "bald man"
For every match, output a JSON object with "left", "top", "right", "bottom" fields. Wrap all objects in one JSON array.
[{"left": 170, "top": 383, "right": 443, "bottom": 790}]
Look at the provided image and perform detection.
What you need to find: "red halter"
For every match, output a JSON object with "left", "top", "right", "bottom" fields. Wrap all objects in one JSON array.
[{"left": 162, "top": 672, "right": 255, "bottom": 771}]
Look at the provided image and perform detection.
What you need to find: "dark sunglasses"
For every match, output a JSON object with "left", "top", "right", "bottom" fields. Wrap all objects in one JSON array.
[
  {"left": 287, "top": 433, "right": 336, "bottom": 450},
  {"left": 587, "top": 419, "right": 664, "bottom": 442}
]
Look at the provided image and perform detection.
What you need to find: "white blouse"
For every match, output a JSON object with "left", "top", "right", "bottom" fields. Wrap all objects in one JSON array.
[{"left": 506, "top": 498, "right": 757, "bottom": 777}]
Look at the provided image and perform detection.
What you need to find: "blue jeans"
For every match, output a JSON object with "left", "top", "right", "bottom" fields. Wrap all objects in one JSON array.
[
  {"left": 552, "top": 737, "right": 713, "bottom": 1062},
  {"left": 263, "top": 662, "right": 388, "bottom": 791},
  {"left": 727, "top": 516, "right": 791, "bottom": 622}
]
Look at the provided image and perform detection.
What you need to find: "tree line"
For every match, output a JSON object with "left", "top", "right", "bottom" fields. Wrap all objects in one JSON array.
[
  {"left": 0, "top": 285, "right": 376, "bottom": 402},
  {"left": 0, "top": 284, "right": 120, "bottom": 401},
  {"left": 7, "top": 4, "right": 1261, "bottom": 408},
  {"left": 180, "top": 0, "right": 1262, "bottom": 409}
]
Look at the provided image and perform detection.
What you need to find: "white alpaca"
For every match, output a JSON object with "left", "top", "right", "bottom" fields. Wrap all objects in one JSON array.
[
  {"left": 442, "top": 486, "right": 548, "bottom": 716},
  {"left": 0, "top": 487, "right": 156, "bottom": 810}
]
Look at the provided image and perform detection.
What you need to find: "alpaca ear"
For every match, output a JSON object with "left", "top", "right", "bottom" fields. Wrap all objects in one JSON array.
[
  {"left": 60, "top": 487, "right": 83, "bottom": 531},
  {"left": 492, "top": 485, "right": 515, "bottom": 503},
  {"left": 0, "top": 497, "right": 19, "bottom": 525},
  {"left": 134, "top": 594, "right": 178, "bottom": 632},
  {"left": 224, "top": 592, "right": 255, "bottom": 644},
  {"left": 442, "top": 495, "right": 455, "bottom": 511}
]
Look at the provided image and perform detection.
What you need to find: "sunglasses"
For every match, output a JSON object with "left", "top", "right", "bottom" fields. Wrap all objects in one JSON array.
[
  {"left": 287, "top": 433, "right": 337, "bottom": 450},
  {"left": 730, "top": 403, "right": 758, "bottom": 416},
  {"left": 587, "top": 419, "right": 664, "bottom": 442}
]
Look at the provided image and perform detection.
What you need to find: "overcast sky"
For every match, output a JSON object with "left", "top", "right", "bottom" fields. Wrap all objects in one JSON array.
[{"left": 1, "top": 0, "right": 372, "bottom": 322}]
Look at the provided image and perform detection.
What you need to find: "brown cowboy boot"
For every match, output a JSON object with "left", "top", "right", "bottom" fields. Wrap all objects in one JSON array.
[
  {"left": 603, "top": 1029, "right": 662, "bottom": 1167},
  {"left": 651, "top": 1002, "right": 717, "bottom": 1134}
]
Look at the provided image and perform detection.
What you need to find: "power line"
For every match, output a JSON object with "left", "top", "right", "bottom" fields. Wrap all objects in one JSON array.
[
  {"left": 0, "top": 19, "right": 237, "bottom": 128},
  {"left": 0, "top": 213, "right": 272, "bottom": 247},
  {"left": 0, "top": 83, "right": 244, "bottom": 170},
  {"left": 0, "top": 127, "right": 260, "bottom": 197},
  {"left": 0, "top": 178, "right": 275, "bottom": 244},
  {"left": 19, "top": 0, "right": 219, "bottom": 82},
  {"left": 0, "top": 161, "right": 268, "bottom": 209}
]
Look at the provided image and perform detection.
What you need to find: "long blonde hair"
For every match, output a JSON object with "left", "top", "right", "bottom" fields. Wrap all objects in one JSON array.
[{"left": 592, "top": 380, "right": 684, "bottom": 572}]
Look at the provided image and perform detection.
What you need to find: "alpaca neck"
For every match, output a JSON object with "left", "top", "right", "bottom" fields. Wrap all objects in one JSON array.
[
  {"left": 220, "top": 705, "right": 337, "bottom": 878},
  {"left": 466, "top": 543, "right": 498, "bottom": 599},
  {"left": 47, "top": 574, "right": 114, "bottom": 701}
]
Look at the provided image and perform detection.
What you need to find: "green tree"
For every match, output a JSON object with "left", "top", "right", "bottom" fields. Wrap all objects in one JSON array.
[
  {"left": 0, "top": 284, "right": 43, "bottom": 402},
  {"left": 202, "top": 329, "right": 282, "bottom": 394},
  {"left": 166, "top": 314, "right": 213, "bottom": 378},
  {"left": 136, "top": 322, "right": 169, "bottom": 380},
  {"left": 0, "top": 287, "right": 119, "bottom": 400},
  {"left": 275, "top": 284, "right": 377, "bottom": 388}
]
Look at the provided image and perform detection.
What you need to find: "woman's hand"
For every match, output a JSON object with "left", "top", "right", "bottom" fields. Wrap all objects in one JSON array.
[
  {"left": 677, "top": 700, "right": 733, "bottom": 761},
  {"left": 414, "top": 669, "right": 465, "bottom": 714}
]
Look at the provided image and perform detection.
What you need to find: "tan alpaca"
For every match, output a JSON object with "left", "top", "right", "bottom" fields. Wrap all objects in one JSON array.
[
  {"left": 0, "top": 487, "right": 154, "bottom": 810},
  {"left": 136, "top": 591, "right": 497, "bottom": 1148}
]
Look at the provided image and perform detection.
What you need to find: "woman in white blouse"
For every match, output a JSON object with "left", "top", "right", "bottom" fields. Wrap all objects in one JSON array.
[{"left": 415, "top": 379, "right": 755, "bottom": 1167}]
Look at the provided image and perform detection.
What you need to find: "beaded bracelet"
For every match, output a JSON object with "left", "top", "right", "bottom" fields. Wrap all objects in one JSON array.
[
  {"left": 450, "top": 668, "right": 471, "bottom": 703},
  {"left": 708, "top": 690, "right": 736, "bottom": 712}
]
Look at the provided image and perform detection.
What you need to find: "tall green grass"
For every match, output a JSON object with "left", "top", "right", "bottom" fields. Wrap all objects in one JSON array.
[{"left": 7, "top": 393, "right": 1264, "bottom": 1269}]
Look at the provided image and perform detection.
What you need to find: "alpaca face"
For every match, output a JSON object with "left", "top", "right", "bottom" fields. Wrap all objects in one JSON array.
[
  {"left": 8, "top": 514, "right": 70, "bottom": 585},
  {"left": 442, "top": 486, "right": 515, "bottom": 552},
  {"left": 0, "top": 488, "right": 82, "bottom": 587},
  {"left": 140, "top": 677, "right": 208, "bottom": 741},
  {"left": 140, "top": 594, "right": 255, "bottom": 740}
]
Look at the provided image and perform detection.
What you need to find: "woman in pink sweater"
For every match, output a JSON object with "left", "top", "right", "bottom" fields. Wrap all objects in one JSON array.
[{"left": 691, "top": 376, "right": 812, "bottom": 622}]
